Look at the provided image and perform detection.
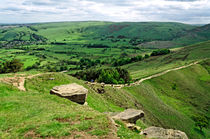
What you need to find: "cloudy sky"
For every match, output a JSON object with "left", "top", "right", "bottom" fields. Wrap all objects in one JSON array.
[{"left": 0, "top": 0, "right": 210, "bottom": 24}]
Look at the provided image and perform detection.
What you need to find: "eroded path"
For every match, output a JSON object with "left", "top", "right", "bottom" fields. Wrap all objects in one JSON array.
[
  {"left": 0, "top": 60, "right": 201, "bottom": 91},
  {"left": 0, "top": 73, "right": 51, "bottom": 91}
]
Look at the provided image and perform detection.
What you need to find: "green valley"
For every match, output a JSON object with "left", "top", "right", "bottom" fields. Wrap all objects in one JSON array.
[{"left": 0, "top": 21, "right": 210, "bottom": 139}]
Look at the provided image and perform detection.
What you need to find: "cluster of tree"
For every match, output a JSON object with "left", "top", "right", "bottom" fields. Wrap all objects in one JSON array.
[
  {"left": 151, "top": 49, "right": 170, "bottom": 56},
  {"left": 30, "top": 33, "right": 47, "bottom": 42},
  {"left": 79, "top": 58, "right": 101, "bottom": 69},
  {"left": 27, "top": 26, "right": 38, "bottom": 32},
  {"left": 112, "top": 54, "right": 151, "bottom": 66},
  {"left": 0, "top": 40, "right": 47, "bottom": 48},
  {"left": 51, "top": 42, "right": 67, "bottom": 45},
  {"left": 129, "top": 38, "right": 146, "bottom": 45},
  {"left": 73, "top": 67, "right": 132, "bottom": 84},
  {"left": 0, "top": 59, "right": 23, "bottom": 73},
  {"left": 84, "top": 44, "right": 110, "bottom": 48},
  {"left": 112, "top": 49, "right": 170, "bottom": 67}
]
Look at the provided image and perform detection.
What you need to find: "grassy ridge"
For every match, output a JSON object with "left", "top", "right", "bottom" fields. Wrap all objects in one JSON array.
[
  {"left": 0, "top": 22, "right": 195, "bottom": 43},
  {"left": 124, "top": 40, "right": 210, "bottom": 80},
  {"left": 0, "top": 73, "right": 116, "bottom": 138}
]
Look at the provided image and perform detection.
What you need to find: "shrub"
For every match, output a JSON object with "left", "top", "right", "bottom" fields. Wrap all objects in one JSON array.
[
  {"left": 151, "top": 49, "right": 170, "bottom": 56},
  {"left": 144, "top": 54, "right": 150, "bottom": 59},
  {"left": 0, "top": 59, "right": 23, "bottom": 73},
  {"left": 73, "top": 67, "right": 132, "bottom": 84},
  {"left": 172, "top": 83, "right": 177, "bottom": 90},
  {"left": 192, "top": 115, "right": 208, "bottom": 131},
  {"left": 113, "top": 55, "right": 143, "bottom": 66}
]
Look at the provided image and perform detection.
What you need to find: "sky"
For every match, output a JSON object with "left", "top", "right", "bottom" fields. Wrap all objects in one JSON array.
[{"left": 0, "top": 0, "right": 210, "bottom": 24}]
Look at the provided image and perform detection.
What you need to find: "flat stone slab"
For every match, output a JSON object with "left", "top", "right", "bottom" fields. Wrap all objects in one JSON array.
[
  {"left": 111, "top": 109, "right": 144, "bottom": 123},
  {"left": 50, "top": 83, "right": 88, "bottom": 104},
  {"left": 140, "top": 126, "right": 188, "bottom": 139}
]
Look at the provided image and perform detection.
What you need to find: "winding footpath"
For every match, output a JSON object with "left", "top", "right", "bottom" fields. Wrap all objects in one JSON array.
[
  {"left": 102, "top": 60, "right": 200, "bottom": 88},
  {"left": 0, "top": 61, "right": 201, "bottom": 91}
]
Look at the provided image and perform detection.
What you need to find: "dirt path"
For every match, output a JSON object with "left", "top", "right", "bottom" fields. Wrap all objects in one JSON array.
[
  {"left": 0, "top": 73, "right": 51, "bottom": 91},
  {"left": 0, "top": 61, "right": 201, "bottom": 91},
  {"left": 89, "top": 60, "right": 200, "bottom": 88},
  {"left": 130, "top": 61, "right": 199, "bottom": 86}
]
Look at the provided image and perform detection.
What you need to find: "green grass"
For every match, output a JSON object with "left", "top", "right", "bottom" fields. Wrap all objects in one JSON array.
[
  {"left": 0, "top": 59, "right": 209, "bottom": 138},
  {"left": 0, "top": 74, "right": 114, "bottom": 138},
  {"left": 1, "top": 21, "right": 210, "bottom": 139},
  {"left": 123, "top": 61, "right": 210, "bottom": 139},
  {"left": 124, "top": 40, "right": 210, "bottom": 80},
  {"left": 0, "top": 22, "right": 209, "bottom": 76},
  {"left": 115, "top": 120, "right": 143, "bottom": 139}
]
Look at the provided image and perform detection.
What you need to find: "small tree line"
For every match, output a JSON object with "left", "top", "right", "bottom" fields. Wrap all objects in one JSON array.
[
  {"left": 113, "top": 49, "right": 170, "bottom": 66},
  {"left": 73, "top": 67, "right": 132, "bottom": 84}
]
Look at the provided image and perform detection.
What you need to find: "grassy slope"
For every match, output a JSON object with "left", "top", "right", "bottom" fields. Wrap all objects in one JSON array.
[
  {"left": 124, "top": 40, "right": 210, "bottom": 80},
  {"left": 0, "top": 72, "right": 145, "bottom": 138},
  {"left": 0, "top": 21, "right": 208, "bottom": 74},
  {"left": 0, "top": 59, "right": 209, "bottom": 138},
  {"left": 0, "top": 22, "right": 195, "bottom": 45},
  {"left": 86, "top": 59, "right": 210, "bottom": 139},
  {"left": 174, "top": 24, "right": 210, "bottom": 46},
  {"left": 124, "top": 61, "right": 210, "bottom": 139},
  {"left": 0, "top": 73, "right": 117, "bottom": 138}
]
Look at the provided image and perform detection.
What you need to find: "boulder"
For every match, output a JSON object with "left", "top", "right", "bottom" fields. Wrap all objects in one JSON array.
[
  {"left": 50, "top": 83, "right": 88, "bottom": 104},
  {"left": 111, "top": 109, "right": 144, "bottom": 123},
  {"left": 140, "top": 126, "right": 188, "bottom": 139}
]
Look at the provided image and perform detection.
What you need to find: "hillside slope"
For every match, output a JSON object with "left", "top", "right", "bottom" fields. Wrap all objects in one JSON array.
[
  {"left": 124, "top": 60, "right": 210, "bottom": 139},
  {"left": 174, "top": 24, "right": 210, "bottom": 46},
  {"left": 0, "top": 21, "right": 196, "bottom": 48},
  {"left": 0, "top": 73, "right": 120, "bottom": 139},
  {"left": 1, "top": 59, "right": 209, "bottom": 139},
  {"left": 123, "top": 40, "right": 210, "bottom": 80}
]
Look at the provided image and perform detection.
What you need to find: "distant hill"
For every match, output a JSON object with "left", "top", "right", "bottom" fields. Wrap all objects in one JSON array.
[
  {"left": 0, "top": 21, "right": 196, "bottom": 47},
  {"left": 174, "top": 24, "right": 210, "bottom": 46}
]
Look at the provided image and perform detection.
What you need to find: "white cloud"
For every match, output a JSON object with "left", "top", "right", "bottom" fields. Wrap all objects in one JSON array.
[{"left": 0, "top": 0, "right": 209, "bottom": 24}]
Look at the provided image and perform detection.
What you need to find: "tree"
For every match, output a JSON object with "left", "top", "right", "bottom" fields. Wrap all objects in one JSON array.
[
  {"left": 151, "top": 49, "right": 170, "bottom": 56},
  {"left": 193, "top": 115, "right": 208, "bottom": 131},
  {"left": 144, "top": 54, "right": 150, "bottom": 59},
  {"left": 0, "top": 59, "right": 23, "bottom": 73}
]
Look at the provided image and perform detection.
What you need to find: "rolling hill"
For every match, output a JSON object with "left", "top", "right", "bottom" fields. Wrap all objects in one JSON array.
[
  {"left": 0, "top": 21, "right": 210, "bottom": 139},
  {"left": 0, "top": 21, "right": 209, "bottom": 74}
]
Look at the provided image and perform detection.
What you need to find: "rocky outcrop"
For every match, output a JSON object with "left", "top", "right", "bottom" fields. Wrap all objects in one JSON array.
[
  {"left": 50, "top": 83, "right": 88, "bottom": 104},
  {"left": 125, "top": 123, "right": 141, "bottom": 132},
  {"left": 111, "top": 109, "right": 144, "bottom": 123},
  {"left": 140, "top": 126, "right": 188, "bottom": 139}
]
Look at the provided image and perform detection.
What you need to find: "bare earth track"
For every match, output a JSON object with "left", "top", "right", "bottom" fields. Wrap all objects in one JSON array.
[
  {"left": 0, "top": 73, "right": 50, "bottom": 91},
  {"left": 0, "top": 61, "right": 200, "bottom": 91}
]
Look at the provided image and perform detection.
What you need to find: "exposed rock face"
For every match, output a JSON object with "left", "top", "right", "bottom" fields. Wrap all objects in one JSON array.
[
  {"left": 141, "top": 126, "right": 188, "bottom": 139},
  {"left": 111, "top": 109, "right": 144, "bottom": 123},
  {"left": 50, "top": 83, "right": 88, "bottom": 104}
]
